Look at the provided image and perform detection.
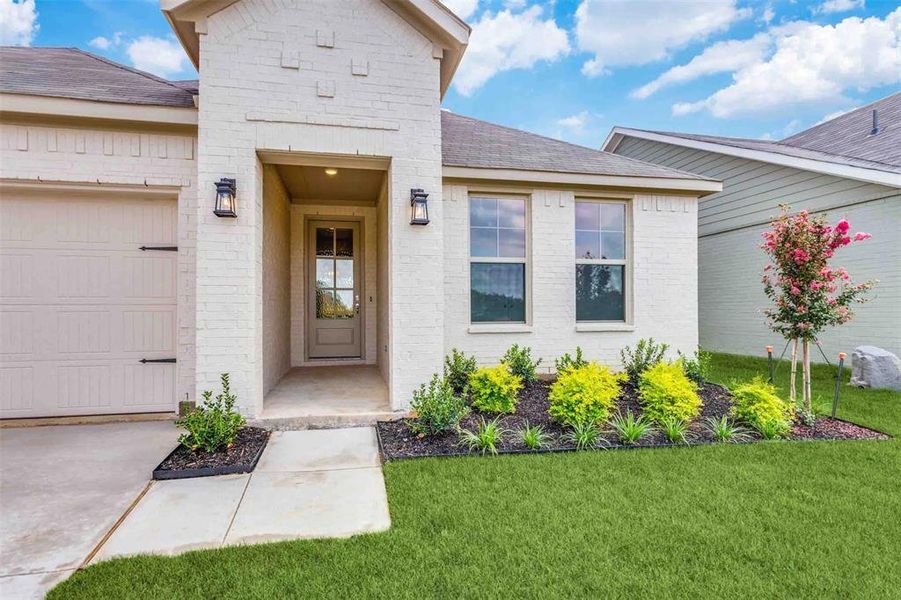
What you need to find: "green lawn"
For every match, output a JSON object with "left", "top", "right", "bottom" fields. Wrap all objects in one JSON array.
[{"left": 52, "top": 353, "right": 901, "bottom": 599}]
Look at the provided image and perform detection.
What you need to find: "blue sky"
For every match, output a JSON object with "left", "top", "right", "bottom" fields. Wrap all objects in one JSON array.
[{"left": 4, "top": 0, "right": 900, "bottom": 147}]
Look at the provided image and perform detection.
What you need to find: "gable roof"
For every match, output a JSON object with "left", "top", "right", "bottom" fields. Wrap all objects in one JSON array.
[
  {"left": 442, "top": 112, "right": 713, "bottom": 181},
  {"left": 0, "top": 47, "right": 196, "bottom": 108}
]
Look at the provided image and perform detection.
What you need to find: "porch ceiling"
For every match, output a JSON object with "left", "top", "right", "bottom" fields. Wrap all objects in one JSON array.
[{"left": 274, "top": 164, "right": 385, "bottom": 206}]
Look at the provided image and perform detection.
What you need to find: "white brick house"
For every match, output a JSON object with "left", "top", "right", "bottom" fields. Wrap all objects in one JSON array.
[{"left": 0, "top": 0, "right": 720, "bottom": 421}]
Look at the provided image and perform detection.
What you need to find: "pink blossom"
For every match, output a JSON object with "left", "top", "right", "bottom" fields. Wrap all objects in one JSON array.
[
  {"left": 854, "top": 232, "right": 871, "bottom": 241},
  {"left": 835, "top": 219, "right": 850, "bottom": 234},
  {"left": 790, "top": 286, "right": 801, "bottom": 296}
]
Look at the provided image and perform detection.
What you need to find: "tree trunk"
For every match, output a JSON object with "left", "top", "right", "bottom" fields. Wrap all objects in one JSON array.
[
  {"left": 803, "top": 339, "right": 812, "bottom": 414},
  {"left": 789, "top": 338, "right": 799, "bottom": 405}
]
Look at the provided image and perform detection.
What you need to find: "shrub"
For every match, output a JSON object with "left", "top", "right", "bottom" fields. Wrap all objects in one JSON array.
[
  {"left": 555, "top": 347, "right": 587, "bottom": 375},
  {"left": 620, "top": 338, "right": 669, "bottom": 383},
  {"left": 608, "top": 411, "right": 654, "bottom": 445},
  {"left": 660, "top": 416, "right": 691, "bottom": 444},
  {"left": 520, "top": 422, "right": 551, "bottom": 450},
  {"left": 459, "top": 417, "right": 507, "bottom": 455},
  {"left": 729, "top": 376, "right": 793, "bottom": 436},
  {"left": 176, "top": 373, "right": 245, "bottom": 453},
  {"left": 638, "top": 361, "right": 702, "bottom": 423},
  {"left": 444, "top": 348, "right": 477, "bottom": 395},
  {"left": 408, "top": 374, "right": 469, "bottom": 436},
  {"left": 678, "top": 348, "right": 712, "bottom": 384},
  {"left": 565, "top": 421, "right": 601, "bottom": 450},
  {"left": 469, "top": 365, "right": 523, "bottom": 414},
  {"left": 502, "top": 344, "right": 542, "bottom": 383},
  {"left": 548, "top": 363, "right": 625, "bottom": 427},
  {"left": 703, "top": 415, "right": 752, "bottom": 443}
]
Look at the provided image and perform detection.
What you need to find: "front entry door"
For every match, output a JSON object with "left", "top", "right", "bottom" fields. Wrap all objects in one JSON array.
[{"left": 307, "top": 220, "right": 362, "bottom": 359}]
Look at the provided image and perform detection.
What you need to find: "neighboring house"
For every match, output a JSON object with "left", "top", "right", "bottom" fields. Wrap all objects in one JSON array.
[
  {"left": 605, "top": 93, "right": 901, "bottom": 362},
  {"left": 0, "top": 0, "right": 720, "bottom": 421}
]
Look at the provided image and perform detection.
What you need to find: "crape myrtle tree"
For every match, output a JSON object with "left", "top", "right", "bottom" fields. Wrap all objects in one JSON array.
[{"left": 760, "top": 206, "right": 876, "bottom": 421}]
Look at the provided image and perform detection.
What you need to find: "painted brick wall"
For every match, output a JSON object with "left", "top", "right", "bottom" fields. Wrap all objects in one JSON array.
[
  {"left": 0, "top": 119, "right": 197, "bottom": 407},
  {"left": 261, "top": 165, "right": 291, "bottom": 393},
  {"left": 196, "top": 0, "right": 444, "bottom": 414},
  {"left": 443, "top": 183, "right": 700, "bottom": 372}
]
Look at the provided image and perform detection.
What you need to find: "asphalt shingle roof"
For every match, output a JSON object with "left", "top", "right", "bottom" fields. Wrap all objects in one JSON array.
[
  {"left": 441, "top": 111, "right": 708, "bottom": 180},
  {"left": 0, "top": 47, "right": 195, "bottom": 108}
]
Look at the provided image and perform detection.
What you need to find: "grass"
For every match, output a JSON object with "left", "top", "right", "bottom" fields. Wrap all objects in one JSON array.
[{"left": 51, "top": 352, "right": 901, "bottom": 599}]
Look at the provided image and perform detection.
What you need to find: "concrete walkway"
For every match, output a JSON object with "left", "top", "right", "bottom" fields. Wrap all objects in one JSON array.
[
  {"left": 93, "top": 427, "right": 391, "bottom": 562},
  {"left": 0, "top": 422, "right": 179, "bottom": 600}
]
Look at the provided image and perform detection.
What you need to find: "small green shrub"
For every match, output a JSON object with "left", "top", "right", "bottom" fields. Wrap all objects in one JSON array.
[
  {"left": 638, "top": 361, "right": 702, "bottom": 423},
  {"left": 502, "top": 344, "right": 542, "bottom": 383},
  {"left": 565, "top": 421, "right": 601, "bottom": 450},
  {"left": 620, "top": 338, "right": 669, "bottom": 383},
  {"left": 729, "top": 376, "right": 793, "bottom": 436},
  {"left": 176, "top": 373, "right": 245, "bottom": 453},
  {"left": 555, "top": 347, "right": 587, "bottom": 375},
  {"left": 548, "top": 363, "right": 625, "bottom": 427},
  {"left": 408, "top": 374, "right": 469, "bottom": 436},
  {"left": 678, "top": 348, "right": 712, "bottom": 384},
  {"left": 469, "top": 365, "right": 523, "bottom": 414},
  {"left": 444, "top": 348, "right": 477, "bottom": 395},
  {"left": 519, "top": 422, "right": 551, "bottom": 450},
  {"left": 608, "top": 411, "right": 654, "bottom": 445},
  {"left": 703, "top": 415, "right": 752, "bottom": 443},
  {"left": 660, "top": 417, "right": 690, "bottom": 444},
  {"left": 458, "top": 417, "right": 507, "bottom": 455}
]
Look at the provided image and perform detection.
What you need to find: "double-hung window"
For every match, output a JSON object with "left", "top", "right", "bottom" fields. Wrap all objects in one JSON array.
[
  {"left": 575, "top": 200, "right": 628, "bottom": 322},
  {"left": 469, "top": 196, "right": 528, "bottom": 323}
]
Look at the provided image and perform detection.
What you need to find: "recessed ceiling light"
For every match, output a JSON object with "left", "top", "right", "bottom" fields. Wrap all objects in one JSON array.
[{"left": 324, "top": 168, "right": 338, "bottom": 176}]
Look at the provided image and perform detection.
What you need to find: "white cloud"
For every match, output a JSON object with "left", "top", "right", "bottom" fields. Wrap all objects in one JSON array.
[
  {"left": 556, "top": 110, "right": 589, "bottom": 132},
  {"left": 453, "top": 5, "right": 570, "bottom": 96},
  {"left": 671, "top": 9, "right": 901, "bottom": 118},
  {"left": 442, "top": 0, "right": 479, "bottom": 21},
  {"left": 0, "top": 0, "right": 38, "bottom": 46},
  {"left": 761, "top": 4, "right": 775, "bottom": 24},
  {"left": 815, "top": 106, "right": 856, "bottom": 125},
  {"left": 813, "top": 0, "right": 865, "bottom": 15},
  {"left": 89, "top": 31, "right": 123, "bottom": 50},
  {"left": 126, "top": 36, "right": 189, "bottom": 78},
  {"left": 631, "top": 33, "right": 771, "bottom": 99},
  {"left": 760, "top": 118, "right": 803, "bottom": 140},
  {"left": 575, "top": 0, "right": 750, "bottom": 77}
]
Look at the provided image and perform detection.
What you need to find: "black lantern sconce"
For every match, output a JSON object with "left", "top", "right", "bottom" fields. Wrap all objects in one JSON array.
[
  {"left": 410, "top": 188, "right": 429, "bottom": 225},
  {"left": 213, "top": 178, "right": 237, "bottom": 218}
]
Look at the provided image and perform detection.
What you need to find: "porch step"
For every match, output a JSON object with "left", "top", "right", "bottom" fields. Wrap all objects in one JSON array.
[{"left": 249, "top": 410, "right": 407, "bottom": 431}]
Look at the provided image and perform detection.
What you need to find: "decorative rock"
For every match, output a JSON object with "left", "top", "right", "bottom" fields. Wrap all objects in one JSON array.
[{"left": 850, "top": 346, "right": 901, "bottom": 391}]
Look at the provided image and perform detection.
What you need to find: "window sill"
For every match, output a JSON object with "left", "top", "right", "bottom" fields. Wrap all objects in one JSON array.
[
  {"left": 468, "top": 324, "right": 533, "bottom": 334},
  {"left": 575, "top": 323, "right": 635, "bottom": 332}
]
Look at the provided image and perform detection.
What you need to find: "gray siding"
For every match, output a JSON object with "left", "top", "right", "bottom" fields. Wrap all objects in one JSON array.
[{"left": 615, "top": 136, "right": 901, "bottom": 361}]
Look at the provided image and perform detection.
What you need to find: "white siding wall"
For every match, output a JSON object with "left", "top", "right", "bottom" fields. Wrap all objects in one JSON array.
[
  {"left": 262, "top": 165, "right": 291, "bottom": 393},
  {"left": 0, "top": 119, "right": 197, "bottom": 408},
  {"left": 195, "top": 0, "right": 444, "bottom": 413},
  {"left": 442, "top": 183, "right": 699, "bottom": 372},
  {"left": 615, "top": 136, "right": 901, "bottom": 360}
]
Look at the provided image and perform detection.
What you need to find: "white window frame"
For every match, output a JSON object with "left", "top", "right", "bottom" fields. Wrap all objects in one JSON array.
[
  {"left": 574, "top": 197, "right": 632, "bottom": 326},
  {"left": 468, "top": 193, "right": 531, "bottom": 326}
]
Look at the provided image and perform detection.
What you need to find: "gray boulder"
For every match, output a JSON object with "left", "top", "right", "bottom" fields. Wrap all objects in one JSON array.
[{"left": 850, "top": 346, "right": 901, "bottom": 391}]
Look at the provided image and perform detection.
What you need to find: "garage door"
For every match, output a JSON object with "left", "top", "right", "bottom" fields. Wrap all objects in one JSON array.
[{"left": 0, "top": 192, "right": 178, "bottom": 418}]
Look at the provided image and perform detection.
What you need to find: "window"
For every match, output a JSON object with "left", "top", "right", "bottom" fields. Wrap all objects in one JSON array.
[
  {"left": 469, "top": 196, "right": 528, "bottom": 323},
  {"left": 575, "top": 200, "right": 627, "bottom": 322}
]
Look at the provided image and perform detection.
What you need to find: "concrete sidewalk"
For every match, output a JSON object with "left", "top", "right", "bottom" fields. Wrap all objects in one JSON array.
[{"left": 93, "top": 427, "right": 391, "bottom": 562}]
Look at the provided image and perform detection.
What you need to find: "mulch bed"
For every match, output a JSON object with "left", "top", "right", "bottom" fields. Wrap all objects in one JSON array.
[
  {"left": 153, "top": 427, "right": 270, "bottom": 480},
  {"left": 377, "top": 381, "right": 889, "bottom": 460}
]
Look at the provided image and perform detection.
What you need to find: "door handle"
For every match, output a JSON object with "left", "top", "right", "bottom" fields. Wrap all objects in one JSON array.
[{"left": 355, "top": 295, "right": 361, "bottom": 315}]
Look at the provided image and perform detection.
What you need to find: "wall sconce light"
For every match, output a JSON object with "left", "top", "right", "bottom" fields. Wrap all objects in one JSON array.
[
  {"left": 213, "top": 178, "right": 237, "bottom": 218},
  {"left": 410, "top": 188, "right": 429, "bottom": 225}
]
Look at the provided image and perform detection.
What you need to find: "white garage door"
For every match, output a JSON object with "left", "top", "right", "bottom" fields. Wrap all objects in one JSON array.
[{"left": 0, "top": 192, "right": 178, "bottom": 418}]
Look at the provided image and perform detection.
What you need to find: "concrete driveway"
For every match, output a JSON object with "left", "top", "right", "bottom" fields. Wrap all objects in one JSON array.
[{"left": 0, "top": 422, "right": 178, "bottom": 599}]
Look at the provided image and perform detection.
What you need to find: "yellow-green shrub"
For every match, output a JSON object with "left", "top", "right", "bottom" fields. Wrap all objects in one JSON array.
[
  {"left": 638, "top": 361, "right": 702, "bottom": 423},
  {"left": 469, "top": 365, "right": 523, "bottom": 414},
  {"left": 730, "top": 376, "right": 793, "bottom": 435},
  {"left": 549, "top": 363, "right": 625, "bottom": 426}
]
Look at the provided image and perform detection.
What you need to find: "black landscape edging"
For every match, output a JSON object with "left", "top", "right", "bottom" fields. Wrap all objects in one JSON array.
[{"left": 152, "top": 429, "right": 270, "bottom": 480}]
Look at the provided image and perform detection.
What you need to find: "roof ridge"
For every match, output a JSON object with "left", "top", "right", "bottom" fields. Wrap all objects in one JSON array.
[
  {"left": 781, "top": 91, "right": 901, "bottom": 143},
  {"left": 773, "top": 137, "right": 901, "bottom": 172},
  {"left": 69, "top": 47, "right": 193, "bottom": 95}
]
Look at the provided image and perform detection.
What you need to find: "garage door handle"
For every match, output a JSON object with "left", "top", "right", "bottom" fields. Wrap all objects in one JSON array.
[
  {"left": 140, "top": 358, "right": 177, "bottom": 364},
  {"left": 139, "top": 246, "right": 178, "bottom": 251}
]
